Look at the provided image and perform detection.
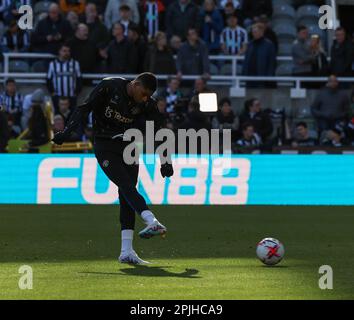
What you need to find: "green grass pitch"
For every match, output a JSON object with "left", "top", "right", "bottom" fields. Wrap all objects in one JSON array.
[{"left": 0, "top": 205, "right": 353, "bottom": 299}]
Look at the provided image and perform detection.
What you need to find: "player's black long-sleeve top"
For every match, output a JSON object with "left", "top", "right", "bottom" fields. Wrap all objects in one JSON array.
[{"left": 62, "top": 77, "right": 164, "bottom": 140}]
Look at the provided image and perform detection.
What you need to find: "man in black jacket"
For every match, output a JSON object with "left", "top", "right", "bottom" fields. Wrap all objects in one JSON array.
[
  {"left": 330, "top": 27, "right": 353, "bottom": 77},
  {"left": 31, "top": 3, "right": 73, "bottom": 54},
  {"left": 53, "top": 73, "right": 174, "bottom": 265},
  {"left": 102, "top": 23, "right": 138, "bottom": 73},
  {"left": 239, "top": 98, "right": 273, "bottom": 141}
]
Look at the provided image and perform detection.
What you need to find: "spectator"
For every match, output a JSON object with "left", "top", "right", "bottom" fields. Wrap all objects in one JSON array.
[
  {"left": 212, "top": 97, "right": 239, "bottom": 131},
  {"left": 118, "top": 4, "right": 134, "bottom": 36},
  {"left": 292, "top": 25, "right": 313, "bottom": 76},
  {"left": 311, "top": 75, "right": 350, "bottom": 133},
  {"left": 0, "top": 107, "right": 9, "bottom": 152},
  {"left": 68, "top": 23, "right": 98, "bottom": 73},
  {"left": 239, "top": 98, "right": 273, "bottom": 141},
  {"left": 320, "top": 128, "right": 346, "bottom": 147},
  {"left": 101, "top": 22, "right": 138, "bottom": 73},
  {"left": 220, "top": 12, "right": 247, "bottom": 55},
  {"left": 165, "top": 0, "right": 200, "bottom": 40},
  {"left": 144, "top": 31, "right": 176, "bottom": 74},
  {"left": 104, "top": 0, "right": 140, "bottom": 30},
  {"left": 176, "top": 28, "right": 210, "bottom": 78},
  {"left": 291, "top": 122, "right": 318, "bottom": 147},
  {"left": 24, "top": 103, "right": 50, "bottom": 148},
  {"left": 57, "top": 97, "right": 73, "bottom": 124},
  {"left": 47, "top": 43, "right": 82, "bottom": 112},
  {"left": 0, "top": 78, "right": 23, "bottom": 128},
  {"left": 170, "top": 34, "right": 182, "bottom": 54},
  {"left": 255, "top": 15, "right": 278, "bottom": 53},
  {"left": 199, "top": 0, "right": 224, "bottom": 54},
  {"left": 141, "top": 0, "right": 165, "bottom": 41},
  {"left": 128, "top": 23, "right": 147, "bottom": 73},
  {"left": 82, "top": 3, "right": 109, "bottom": 49},
  {"left": 66, "top": 10, "right": 80, "bottom": 30},
  {"left": 310, "top": 34, "right": 328, "bottom": 77},
  {"left": 2, "top": 0, "right": 32, "bottom": 25},
  {"left": 330, "top": 27, "right": 353, "bottom": 77},
  {"left": 188, "top": 77, "right": 211, "bottom": 98},
  {"left": 7, "top": 114, "right": 21, "bottom": 138},
  {"left": 242, "top": 0, "right": 272, "bottom": 28},
  {"left": 31, "top": 3, "right": 73, "bottom": 54},
  {"left": 1, "top": 19, "right": 30, "bottom": 52},
  {"left": 21, "top": 89, "right": 47, "bottom": 130},
  {"left": 155, "top": 96, "right": 172, "bottom": 127},
  {"left": 236, "top": 123, "right": 262, "bottom": 147},
  {"left": 59, "top": 0, "right": 86, "bottom": 15},
  {"left": 53, "top": 114, "right": 66, "bottom": 134},
  {"left": 159, "top": 76, "right": 183, "bottom": 113},
  {"left": 242, "top": 23, "right": 276, "bottom": 87},
  {"left": 180, "top": 98, "right": 211, "bottom": 131}
]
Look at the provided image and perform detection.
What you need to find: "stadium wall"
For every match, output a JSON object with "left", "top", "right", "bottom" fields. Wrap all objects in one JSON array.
[{"left": 0, "top": 154, "right": 354, "bottom": 205}]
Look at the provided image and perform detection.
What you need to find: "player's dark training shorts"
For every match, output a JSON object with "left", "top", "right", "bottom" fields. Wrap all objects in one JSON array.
[{"left": 94, "top": 138, "right": 149, "bottom": 230}]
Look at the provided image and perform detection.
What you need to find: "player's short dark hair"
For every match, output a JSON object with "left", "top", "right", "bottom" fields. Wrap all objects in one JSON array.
[
  {"left": 5, "top": 78, "right": 16, "bottom": 85},
  {"left": 136, "top": 72, "right": 157, "bottom": 94},
  {"left": 59, "top": 42, "right": 71, "bottom": 52},
  {"left": 296, "top": 122, "right": 308, "bottom": 129}
]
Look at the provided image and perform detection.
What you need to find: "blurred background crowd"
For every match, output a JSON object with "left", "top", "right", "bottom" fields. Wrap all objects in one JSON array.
[{"left": 0, "top": 0, "right": 353, "bottom": 153}]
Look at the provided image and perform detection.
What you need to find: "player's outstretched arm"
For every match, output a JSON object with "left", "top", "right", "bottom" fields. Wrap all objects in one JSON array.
[{"left": 52, "top": 78, "right": 112, "bottom": 145}]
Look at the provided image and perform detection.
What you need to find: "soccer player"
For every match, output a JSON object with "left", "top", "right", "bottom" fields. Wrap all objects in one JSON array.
[{"left": 52, "top": 72, "right": 174, "bottom": 264}]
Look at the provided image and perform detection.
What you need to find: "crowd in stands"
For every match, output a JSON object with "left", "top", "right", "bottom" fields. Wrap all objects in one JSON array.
[{"left": 0, "top": 0, "right": 353, "bottom": 153}]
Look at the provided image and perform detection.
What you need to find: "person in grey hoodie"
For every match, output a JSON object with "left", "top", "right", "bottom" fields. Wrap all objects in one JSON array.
[
  {"left": 311, "top": 75, "right": 350, "bottom": 133},
  {"left": 104, "top": 0, "right": 140, "bottom": 30},
  {"left": 292, "top": 25, "right": 314, "bottom": 76},
  {"left": 176, "top": 28, "right": 210, "bottom": 78}
]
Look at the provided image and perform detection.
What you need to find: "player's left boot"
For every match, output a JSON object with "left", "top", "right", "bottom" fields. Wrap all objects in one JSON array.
[
  {"left": 118, "top": 250, "right": 150, "bottom": 265},
  {"left": 138, "top": 220, "right": 167, "bottom": 239}
]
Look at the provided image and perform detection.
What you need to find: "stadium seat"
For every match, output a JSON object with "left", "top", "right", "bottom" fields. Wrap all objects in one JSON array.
[
  {"left": 209, "top": 63, "right": 219, "bottom": 76},
  {"left": 276, "top": 62, "right": 293, "bottom": 76},
  {"left": 273, "top": 4, "right": 296, "bottom": 19},
  {"left": 296, "top": 5, "right": 320, "bottom": 20},
  {"left": 273, "top": 24, "right": 297, "bottom": 41},
  {"left": 34, "top": 1, "right": 52, "bottom": 15},
  {"left": 31, "top": 60, "right": 49, "bottom": 72},
  {"left": 220, "top": 63, "right": 232, "bottom": 75},
  {"left": 9, "top": 60, "right": 30, "bottom": 72},
  {"left": 278, "top": 43, "right": 294, "bottom": 56},
  {"left": 272, "top": 0, "right": 295, "bottom": 6}
]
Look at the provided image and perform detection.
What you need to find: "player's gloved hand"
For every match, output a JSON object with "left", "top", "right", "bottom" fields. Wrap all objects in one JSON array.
[
  {"left": 160, "top": 163, "right": 174, "bottom": 178},
  {"left": 52, "top": 131, "right": 68, "bottom": 145}
]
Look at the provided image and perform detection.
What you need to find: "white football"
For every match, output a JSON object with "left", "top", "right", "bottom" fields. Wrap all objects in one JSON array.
[{"left": 256, "top": 238, "right": 285, "bottom": 266}]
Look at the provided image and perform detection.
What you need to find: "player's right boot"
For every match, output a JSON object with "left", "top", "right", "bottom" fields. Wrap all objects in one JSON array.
[
  {"left": 118, "top": 250, "right": 150, "bottom": 265},
  {"left": 138, "top": 220, "right": 167, "bottom": 239}
]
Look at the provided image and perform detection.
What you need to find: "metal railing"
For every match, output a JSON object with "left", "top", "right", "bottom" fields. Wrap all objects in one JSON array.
[{"left": 1, "top": 52, "right": 353, "bottom": 98}]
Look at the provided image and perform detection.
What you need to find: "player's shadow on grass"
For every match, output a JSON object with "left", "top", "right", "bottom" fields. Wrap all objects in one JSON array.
[{"left": 81, "top": 266, "right": 200, "bottom": 278}]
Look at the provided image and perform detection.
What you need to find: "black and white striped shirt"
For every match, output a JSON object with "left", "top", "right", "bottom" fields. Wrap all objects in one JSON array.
[
  {"left": 220, "top": 26, "right": 248, "bottom": 55},
  {"left": 47, "top": 58, "right": 82, "bottom": 97},
  {"left": 1, "top": 30, "right": 30, "bottom": 51},
  {"left": 236, "top": 133, "right": 262, "bottom": 147},
  {"left": 145, "top": 1, "right": 159, "bottom": 40},
  {"left": 0, "top": 91, "right": 23, "bottom": 114}
]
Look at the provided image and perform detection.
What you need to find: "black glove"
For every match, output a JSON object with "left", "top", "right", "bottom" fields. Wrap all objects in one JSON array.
[
  {"left": 160, "top": 163, "right": 174, "bottom": 178},
  {"left": 52, "top": 131, "right": 69, "bottom": 145}
]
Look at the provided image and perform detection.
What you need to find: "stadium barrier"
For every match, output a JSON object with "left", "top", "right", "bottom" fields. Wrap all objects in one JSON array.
[
  {"left": 1, "top": 154, "right": 354, "bottom": 205},
  {"left": 1, "top": 53, "right": 353, "bottom": 98}
]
